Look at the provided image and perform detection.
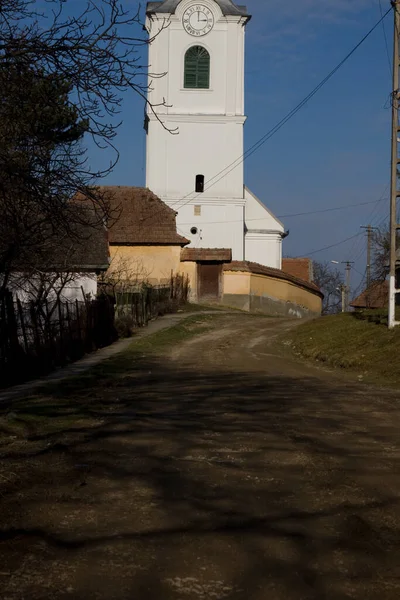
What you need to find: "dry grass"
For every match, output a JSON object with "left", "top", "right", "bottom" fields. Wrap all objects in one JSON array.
[{"left": 285, "top": 311, "right": 400, "bottom": 386}]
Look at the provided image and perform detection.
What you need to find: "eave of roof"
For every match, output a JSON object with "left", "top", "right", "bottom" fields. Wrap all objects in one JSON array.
[{"left": 146, "top": 0, "right": 249, "bottom": 18}]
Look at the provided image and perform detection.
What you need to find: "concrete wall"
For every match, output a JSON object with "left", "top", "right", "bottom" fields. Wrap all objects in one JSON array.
[
  {"left": 223, "top": 269, "right": 322, "bottom": 317},
  {"left": 110, "top": 246, "right": 182, "bottom": 285}
]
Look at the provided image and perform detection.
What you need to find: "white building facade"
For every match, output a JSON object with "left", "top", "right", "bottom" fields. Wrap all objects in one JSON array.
[{"left": 145, "top": 0, "right": 285, "bottom": 268}]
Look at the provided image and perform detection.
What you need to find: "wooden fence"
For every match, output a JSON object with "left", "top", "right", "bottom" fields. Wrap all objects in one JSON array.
[
  {"left": 113, "top": 274, "right": 190, "bottom": 328},
  {"left": 0, "top": 274, "right": 189, "bottom": 389},
  {"left": 0, "top": 292, "right": 117, "bottom": 389}
]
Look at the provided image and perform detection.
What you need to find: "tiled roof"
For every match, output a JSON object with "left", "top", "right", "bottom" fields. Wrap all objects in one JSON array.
[
  {"left": 282, "top": 258, "right": 313, "bottom": 283},
  {"left": 224, "top": 261, "right": 323, "bottom": 297},
  {"left": 3, "top": 205, "right": 110, "bottom": 273},
  {"left": 101, "top": 186, "right": 189, "bottom": 246},
  {"left": 181, "top": 248, "right": 232, "bottom": 262},
  {"left": 147, "top": 1, "right": 249, "bottom": 17},
  {"left": 350, "top": 280, "right": 389, "bottom": 309}
]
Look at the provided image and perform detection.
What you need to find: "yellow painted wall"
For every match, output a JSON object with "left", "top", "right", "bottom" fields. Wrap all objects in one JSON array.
[
  {"left": 249, "top": 273, "right": 322, "bottom": 314},
  {"left": 180, "top": 261, "right": 198, "bottom": 301},
  {"left": 110, "top": 246, "right": 181, "bottom": 285},
  {"left": 223, "top": 271, "right": 250, "bottom": 296},
  {"left": 223, "top": 269, "right": 322, "bottom": 315}
]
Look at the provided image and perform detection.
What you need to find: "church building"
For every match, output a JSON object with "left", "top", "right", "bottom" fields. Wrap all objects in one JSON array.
[{"left": 145, "top": 0, "right": 285, "bottom": 269}]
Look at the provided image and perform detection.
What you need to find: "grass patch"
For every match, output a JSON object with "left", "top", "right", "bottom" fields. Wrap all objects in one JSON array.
[
  {"left": 0, "top": 314, "right": 217, "bottom": 441},
  {"left": 285, "top": 312, "right": 400, "bottom": 385}
]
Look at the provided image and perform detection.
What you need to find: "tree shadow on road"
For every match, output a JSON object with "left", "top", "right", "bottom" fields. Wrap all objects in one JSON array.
[{"left": 1, "top": 354, "right": 400, "bottom": 599}]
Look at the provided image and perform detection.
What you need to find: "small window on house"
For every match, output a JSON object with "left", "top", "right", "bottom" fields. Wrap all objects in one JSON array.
[
  {"left": 196, "top": 174, "right": 205, "bottom": 193},
  {"left": 184, "top": 46, "right": 210, "bottom": 89},
  {"left": 194, "top": 205, "right": 201, "bottom": 216},
  {"left": 191, "top": 227, "right": 198, "bottom": 235}
]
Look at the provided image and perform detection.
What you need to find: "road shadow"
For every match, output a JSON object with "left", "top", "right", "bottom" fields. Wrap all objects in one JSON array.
[{"left": 1, "top": 353, "right": 400, "bottom": 599}]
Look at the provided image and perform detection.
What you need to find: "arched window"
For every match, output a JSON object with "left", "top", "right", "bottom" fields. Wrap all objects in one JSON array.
[
  {"left": 195, "top": 174, "right": 205, "bottom": 193},
  {"left": 184, "top": 46, "right": 210, "bottom": 89}
]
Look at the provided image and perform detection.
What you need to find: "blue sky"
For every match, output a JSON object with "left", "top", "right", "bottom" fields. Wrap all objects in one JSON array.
[{"left": 98, "top": 0, "right": 394, "bottom": 295}]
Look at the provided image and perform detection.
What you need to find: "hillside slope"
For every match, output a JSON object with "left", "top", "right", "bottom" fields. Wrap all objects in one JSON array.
[{"left": 285, "top": 312, "right": 400, "bottom": 386}]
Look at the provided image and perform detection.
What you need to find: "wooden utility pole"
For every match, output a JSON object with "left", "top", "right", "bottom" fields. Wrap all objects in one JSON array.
[
  {"left": 389, "top": 0, "right": 400, "bottom": 328},
  {"left": 360, "top": 225, "right": 378, "bottom": 307},
  {"left": 341, "top": 261, "right": 354, "bottom": 312}
]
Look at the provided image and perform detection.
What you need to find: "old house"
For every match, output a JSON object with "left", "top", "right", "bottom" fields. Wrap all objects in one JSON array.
[
  {"left": 3, "top": 209, "right": 110, "bottom": 302},
  {"left": 104, "top": 186, "right": 189, "bottom": 285},
  {"left": 350, "top": 281, "right": 389, "bottom": 311}
]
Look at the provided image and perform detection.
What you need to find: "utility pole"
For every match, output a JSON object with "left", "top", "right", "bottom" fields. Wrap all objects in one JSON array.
[
  {"left": 389, "top": 0, "right": 400, "bottom": 328},
  {"left": 341, "top": 261, "right": 354, "bottom": 312},
  {"left": 360, "top": 225, "right": 378, "bottom": 308},
  {"left": 341, "top": 284, "right": 346, "bottom": 313}
]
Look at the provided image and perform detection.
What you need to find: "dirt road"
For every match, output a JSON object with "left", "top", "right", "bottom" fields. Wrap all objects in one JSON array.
[{"left": 1, "top": 313, "right": 400, "bottom": 599}]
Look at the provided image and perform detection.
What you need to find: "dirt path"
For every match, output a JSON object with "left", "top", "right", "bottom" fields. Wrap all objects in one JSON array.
[{"left": 1, "top": 314, "right": 400, "bottom": 600}]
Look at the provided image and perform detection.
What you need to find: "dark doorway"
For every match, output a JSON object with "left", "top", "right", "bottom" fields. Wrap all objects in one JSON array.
[{"left": 198, "top": 262, "right": 222, "bottom": 300}]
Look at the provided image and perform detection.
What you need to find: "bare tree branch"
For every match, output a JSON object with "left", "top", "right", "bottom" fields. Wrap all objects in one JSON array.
[{"left": 313, "top": 261, "right": 343, "bottom": 315}]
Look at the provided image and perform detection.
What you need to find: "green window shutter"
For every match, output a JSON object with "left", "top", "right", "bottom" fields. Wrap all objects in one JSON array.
[{"left": 184, "top": 46, "right": 210, "bottom": 89}]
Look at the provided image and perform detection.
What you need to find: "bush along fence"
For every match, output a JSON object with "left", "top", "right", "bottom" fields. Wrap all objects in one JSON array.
[
  {"left": 0, "top": 274, "right": 189, "bottom": 389},
  {"left": 0, "top": 291, "right": 118, "bottom": 389},
  {"left": 110, "top": 273, "right": 190, "bottom": 338}
]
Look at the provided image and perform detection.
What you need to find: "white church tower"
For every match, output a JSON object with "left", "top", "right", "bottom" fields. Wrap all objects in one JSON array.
[{"left": 145, "top": 0, "right": 285, "bottom": 268}]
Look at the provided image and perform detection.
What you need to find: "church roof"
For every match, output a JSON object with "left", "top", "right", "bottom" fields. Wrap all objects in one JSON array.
[{"left": 146, "top": 1, "right": 249, "bottom": 17}]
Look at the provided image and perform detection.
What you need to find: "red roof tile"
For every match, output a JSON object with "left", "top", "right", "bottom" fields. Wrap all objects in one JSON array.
[
  {"left": 101, "top": 186, "right": 189, "bottom": 246},
  {"left": 350, "top": 281, "right": 389, "bottom": 309},
  {"left": 181, "top": 248, "right": 232, "bottom": 262}
]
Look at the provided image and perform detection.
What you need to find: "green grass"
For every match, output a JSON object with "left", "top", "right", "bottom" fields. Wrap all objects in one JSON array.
[{"left": 285, "top": 311, "right": 400, "bottom": 386}]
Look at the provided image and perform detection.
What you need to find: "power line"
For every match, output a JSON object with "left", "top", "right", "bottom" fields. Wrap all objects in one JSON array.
[
  {"left": 277, "top": 197, "right": 386, "bottom": 219},
  {"left": 143, "top": 6, "right": 393, "bottom": 230},
  {"left": 346, "top": 183, "right": 390, "bottom": 261},
  {"left": 379, "top": 0, "right": 393, "bottom": 76},
  {"left": 169, "top": 4, "right": 393, "bottom": 211},
  {"left": 177, "top": 195, "right": 387, "bottom": 227},
  {"left": 301, "top": 232, "right": 364, "bottom": 257}
]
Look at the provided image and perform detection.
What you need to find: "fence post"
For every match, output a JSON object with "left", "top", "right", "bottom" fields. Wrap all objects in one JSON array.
[
  {"left": 16, "top": 297, "right": 29, "bottom": 354},
  {"left": 75, "top": 299, "right": 82, "bottom": 345},
  {"left": 30, "top": 301, "right": 41, "bottom": 357},
  {"left": 58, "top": 298, "right": 64, "bottom": 359}
]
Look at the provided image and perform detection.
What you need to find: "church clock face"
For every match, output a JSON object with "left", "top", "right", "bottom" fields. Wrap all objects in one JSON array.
[{"left": 182, "top": 5, "right": 214, "bottom": 37}]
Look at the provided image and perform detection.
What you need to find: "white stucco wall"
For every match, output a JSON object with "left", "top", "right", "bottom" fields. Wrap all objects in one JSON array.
[
  {"left": 146, "top": 0, "right": 247, "bottom": 263},
  {"left": 8, "top": 273, "right": 97, "bottom": 303},
  {"left": 145, "top": 0, "right": 285, "bottom": 268},
  {"left": 146, "top": 116, "right": 245, "bottom": 201},
  {"left": 244, "top": 188, "right": 284, "bottom": 269},
  {"left": 175, "top": 201, "right": 244, "bottom": 260},
  {"left": 245, "top": 233, "right": 282, "bottom": 270}
]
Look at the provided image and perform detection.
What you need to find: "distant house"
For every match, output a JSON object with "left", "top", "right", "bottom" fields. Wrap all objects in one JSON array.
[
  {"left": 350, "top": 281, "right": 389, "bottom": 311},
  {"left": 103, "top": 186, "right": 189, "bottom": 285}
]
